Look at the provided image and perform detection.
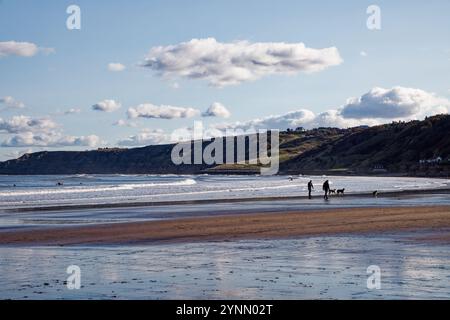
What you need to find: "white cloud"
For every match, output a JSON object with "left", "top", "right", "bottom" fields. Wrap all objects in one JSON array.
[
  {"left": 340, "top": 87, "right": 449, "bottom": 119},
  {"left": 0, "top": 115, "right": 58, "bottom": 134},
  {"left": 92, "top": 99, "right": 121, "bottom": 112},
  {"left": 117, "top": 129, "right": 169, "bottom": 146},
  {"left": 2, "top": 132, "right": 100, "bottom": 148},
  {"left": 115, "top": 86, "right": 449, "bottom": 147},
  {"left": 108, "top": 63, "right": 126, "bottom": 72},
  {"left": 143, "top": 38, "right": 343, "bottom": 87},
  {"left": 127, "top": 103, "right": 200, "bottom": 119},
  {"left": 0, "top": 96, "right": 25, "bottom": 109},
  {"left": 212, "top": 87, "right": 449, "bottom": 131},
  {"left": 202, "top": 102, "right": 231, "bottom": 118},
  {"left": 0, "top": 41, "right": 53, "bottom": 58},
  {"left": 213, "top": 109, "right": 317, "bottom": 131},
  {"left": 113, "top": 119, "right": 137, "bottom": 127},
  {"left": 0, "top": 115, "right": 101, "bottom": 148}
]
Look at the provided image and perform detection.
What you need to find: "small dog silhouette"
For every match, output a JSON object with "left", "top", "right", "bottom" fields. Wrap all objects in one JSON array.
[
  {"left": 337, "top": 188, "right": 345, "bottom": 195},
  {"left": 329, "top": 189, "right": 336, "bottom": 194}
]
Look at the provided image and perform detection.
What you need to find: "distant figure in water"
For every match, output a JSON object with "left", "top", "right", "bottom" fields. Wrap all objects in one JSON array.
[
  {"left": 13, "top": 184, "right": 16, "bottom": 187},
  {"left": 57, "top": 181, "right": 64, "bottom": 186},
  {"left": 373, "top": 190, "right": 378, "bottom": 197},
  {"left": 288, "top": 176, "right": 294, "bottom": 181},
  {"left": 323, "top": 180, "right": 330, "bottom": 200},
  {"left": 307, "top": 180, "right": 314, "bottom": 199}
]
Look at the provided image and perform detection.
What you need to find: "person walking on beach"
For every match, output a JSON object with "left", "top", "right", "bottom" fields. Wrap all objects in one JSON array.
[
  {"left": 323, "top": 180, "right": 330, "bottom": 200},
  {"left": 307, "top": 180, "right": 314, "bottom": 199}
]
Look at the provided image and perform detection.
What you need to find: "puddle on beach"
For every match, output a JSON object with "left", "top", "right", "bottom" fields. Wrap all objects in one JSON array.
[{"left": 0, "top": 231, "right": 449, "bottom": 299}]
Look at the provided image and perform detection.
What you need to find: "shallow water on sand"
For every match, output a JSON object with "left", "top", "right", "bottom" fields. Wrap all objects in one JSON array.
[
  {"left": 0, "top": 231, "right": 449, "bottom": 299},
  {"left": 1, "top": 193, "right": 449, "bottom": 231}
]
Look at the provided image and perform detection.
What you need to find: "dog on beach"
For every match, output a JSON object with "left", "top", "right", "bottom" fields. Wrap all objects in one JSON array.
[
  {"left": 336, "top": 188, "right": 345, "bottom": 195},
  {"left": 329, "top": 189, "right": 336, "bottom": 194}
]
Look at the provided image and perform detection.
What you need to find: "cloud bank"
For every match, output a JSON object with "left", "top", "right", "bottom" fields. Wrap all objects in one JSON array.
[
  {"left": 117, "top": 129, "right": 170, "bottom": 146},
  {"left": 117, "top": 86, "right": 448, "bottom": 147},
  {"left": 216, "top": 86, "right": 449, "bottom": 132},
  {"left": 143, "top": 38, "right": 343, "bottom": 87},
  {"left": 2, "top": 132, "right": 100, "bottom": 148},
  {"left": 0, "top": 115, "right": 100, "bottom": 148}
]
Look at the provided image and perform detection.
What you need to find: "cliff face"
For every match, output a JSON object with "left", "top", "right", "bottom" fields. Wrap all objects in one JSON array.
[{"left": 0, "top": 115, "right": 449, "bottom": 175}]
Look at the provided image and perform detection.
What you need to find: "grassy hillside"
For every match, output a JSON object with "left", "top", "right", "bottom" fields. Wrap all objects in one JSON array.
[{"left": 280, "top": 114, "right": 450, "bottom": 175}]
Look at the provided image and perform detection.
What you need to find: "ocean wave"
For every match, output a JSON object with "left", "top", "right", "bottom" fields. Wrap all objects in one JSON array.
[{"left": 0, "top": 178, "right": 196, "bottom": 197}]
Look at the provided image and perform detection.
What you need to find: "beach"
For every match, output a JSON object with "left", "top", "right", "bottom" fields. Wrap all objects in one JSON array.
[
  {"left": 1, "top": 174, "right": 450, "bottom": 299},
  {"left": 1, "top": 205, "right": 450, "bottom": 246}
]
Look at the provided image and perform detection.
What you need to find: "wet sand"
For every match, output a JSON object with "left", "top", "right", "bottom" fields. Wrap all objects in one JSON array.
[
  {"left": 2, "top": 233, "right": 450, "bottom": 299},
  {"left": 4, "top": 187, "right": 450, "bottom": 212},
  {"left": 0, "top": 205, "right": 449, "bottom": 246}
]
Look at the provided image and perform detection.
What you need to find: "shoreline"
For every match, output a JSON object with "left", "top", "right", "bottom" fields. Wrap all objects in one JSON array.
[
  {"left": 3, "top": 187, "right": 450, "bottom": 213},
  {"left": 0, "top": 205, "right": 449, "bottom": 246}
]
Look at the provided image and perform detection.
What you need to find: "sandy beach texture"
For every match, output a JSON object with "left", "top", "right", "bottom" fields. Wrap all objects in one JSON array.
[{"left": 0, "top": 205, "right": 449, "bottom": 246}]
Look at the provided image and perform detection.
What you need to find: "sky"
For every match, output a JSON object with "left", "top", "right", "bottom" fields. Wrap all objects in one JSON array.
[{"left": 0, "top": 0, "right": 449, "bottom": 160}]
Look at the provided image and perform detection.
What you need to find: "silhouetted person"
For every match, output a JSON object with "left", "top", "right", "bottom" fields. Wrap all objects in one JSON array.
[
  {"left": 307, "top": 180, "right": 314, "bottom": 199},
  {"left": 323, "top": 180, "right": 330, "bottom": 200}
]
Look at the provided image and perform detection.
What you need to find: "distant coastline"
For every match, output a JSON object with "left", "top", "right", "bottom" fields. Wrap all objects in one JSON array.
[{"left": 0, "top": 115, "right": 449, "bottom": 177}]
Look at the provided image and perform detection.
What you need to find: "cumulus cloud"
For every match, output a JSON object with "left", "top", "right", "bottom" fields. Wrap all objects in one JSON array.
[
  {"left": 0, "top": 116, "right": 57, "bottom": 134},
  {"left": 0, "top": 41, "right": 53, "bottom": 58},
  {"left": 340, "top": 87, "right": 449, "bottom": 119},
  {"left": 213, "top": 87, "right": 449, "bottom": 132},
  {"left": 0, "top": 96, "right": 25, "bottom": 109},
  {"left": 0, "top": 115, "right": 101, "bottom": 148},
  {"left": 202, "top": 102, "right": 231, "bottom": 118},
  {"left": 127, "top": 104, "right": 200, "bottom": 119},
  {"left": 143, "top": 38, "right": 343, "bottom": 87},
  {"left": 92, "top": 99, "right": 121, "bottom": 112},
  {"left": 108, "top": 63, "right": 126, "bottom": 72}
]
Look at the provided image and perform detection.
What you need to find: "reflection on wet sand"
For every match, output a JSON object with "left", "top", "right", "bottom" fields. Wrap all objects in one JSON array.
[{"left": 0, "top": 231, "right": 449, "bottom": 299}]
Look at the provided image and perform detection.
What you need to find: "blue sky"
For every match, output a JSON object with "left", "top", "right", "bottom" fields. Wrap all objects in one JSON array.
[{"left": 0, "top": 0, "right": 449, "bottom": 160}]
